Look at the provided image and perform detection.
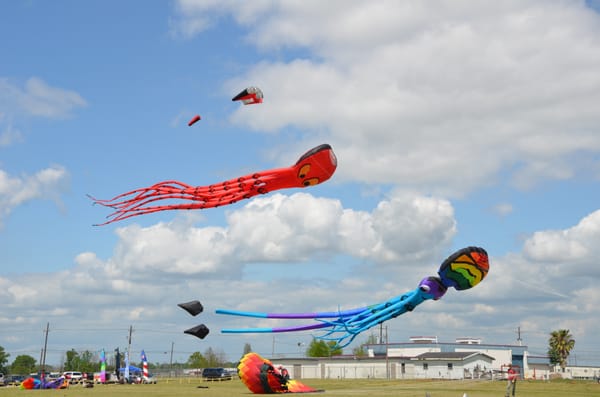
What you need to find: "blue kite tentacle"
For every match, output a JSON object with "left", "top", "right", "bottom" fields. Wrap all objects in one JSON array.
[{"left": 218, "top": 285, "right": 436, "bottom": 348}]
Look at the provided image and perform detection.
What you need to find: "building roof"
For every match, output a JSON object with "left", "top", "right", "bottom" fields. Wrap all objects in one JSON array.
[
  {"left": 527, "top": 355, "right": 551, "bottom": 365},
  {"left": 367, "top": 339, "right": 528, "bottom": 356},
  {"left": 413, "top": 351, "right": 495, "bottom": 362}
]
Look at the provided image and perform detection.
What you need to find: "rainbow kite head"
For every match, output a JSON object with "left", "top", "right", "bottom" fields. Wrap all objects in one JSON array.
[{"left": 438, "top": 246, "right": 489, "bottom": 290}]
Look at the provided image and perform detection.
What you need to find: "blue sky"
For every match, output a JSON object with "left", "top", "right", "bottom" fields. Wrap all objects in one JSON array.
[{"left": 2, "top": 1, "right": 600, "bottom": 368}]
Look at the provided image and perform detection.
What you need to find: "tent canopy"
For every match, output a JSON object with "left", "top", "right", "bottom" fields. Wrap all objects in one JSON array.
[{"left": 119, "top": 365, "right": 142, "bottom": 373}]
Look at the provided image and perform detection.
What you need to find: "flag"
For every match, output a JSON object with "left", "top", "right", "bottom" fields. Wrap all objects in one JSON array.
[{"left": 141, "top": 350, "right": 149, "bottom": 382}]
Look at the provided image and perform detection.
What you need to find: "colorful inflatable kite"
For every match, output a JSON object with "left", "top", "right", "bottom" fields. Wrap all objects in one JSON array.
[
  {"left": 20, "top": 376, "right": 67, "bottom": 389},
  {"left": 217, "top": 247, "right": 489, "bottom": 348},
  {"left": 89, "top": 143, "right": 337, "bottom": 225},
  {"left": 238, "top": 352, "right": 322, "bottom": 394},
  {"left": 232, "top": 86, "right": 263, "bottom": 105}
]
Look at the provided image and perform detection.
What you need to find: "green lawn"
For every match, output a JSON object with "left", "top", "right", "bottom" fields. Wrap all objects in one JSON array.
[{"left": 0, "top": 378, "right": 599, "bottom": 397}]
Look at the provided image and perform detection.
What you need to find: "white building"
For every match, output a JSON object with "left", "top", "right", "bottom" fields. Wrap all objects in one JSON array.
[
  {"left": 270, "top": 336, "right": 558, "bottom": 380},
  {"left": 560, "top": 365, "right": 600, "bottom": 380},
  {"left": 411, "top": 352, "right": 495, "bottom": 380},
  {"left": 367, "top": 336, "right": 529, "bottom": 375}
]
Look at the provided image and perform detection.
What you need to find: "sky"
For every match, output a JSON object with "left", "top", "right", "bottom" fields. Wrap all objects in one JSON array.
[{"left": 1, "top": 0, "right": 600, "bottom": 368}]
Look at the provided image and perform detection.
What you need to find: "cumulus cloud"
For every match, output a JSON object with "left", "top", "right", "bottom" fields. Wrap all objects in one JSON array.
[
  {"left": 3, "top": 201, "right": 600, "bottom": 363},
  {"left": 95, "top": 191, "right": 456, "bottom": 279},
  {"left": 173, "top": 0, "right": 600, "bottom": 196},
  {"left": 0, "top": 190, "right": 458, "bottom": 361},
  {"left": 20, "top": 78, "right": 87, "bottom": 118},
  {"left": 0, "top": 189, "right": 454, "bottom": 308},
  {"left": 522, "top": 210, "right": 600, "bottom": 275},
  {"left": 0, "top": 165, "right": 69, "bottom": 226},
  {"left": 0, "top": 77, "right": 87, "bottom": 154},
  {"left": 0, "top": 77, "right": 87, "bottom": 120}
]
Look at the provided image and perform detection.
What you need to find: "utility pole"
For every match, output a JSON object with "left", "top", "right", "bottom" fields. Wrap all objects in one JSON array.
[
  {"left": 169, "top": 342, "right": 174, "bottom": 377},
  {"left": 115, "top": 348, "right": 121, "bottom": 380},
  {"left": 517, "top": 326, "right": 522, "bottom": 346},
  {"left": 41, "top": 322, "right": 49, "bottom": 380},
  {"left": 385, "top": 326, "right": 389, "bottom": 379},
  {"left": 128, "top": 325, "right": 133, "bottom": 353}
]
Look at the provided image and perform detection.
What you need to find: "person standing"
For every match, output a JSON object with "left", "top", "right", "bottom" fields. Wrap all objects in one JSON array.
[{"left": 505, "top": 364, "right": 517, "bottom": 397}]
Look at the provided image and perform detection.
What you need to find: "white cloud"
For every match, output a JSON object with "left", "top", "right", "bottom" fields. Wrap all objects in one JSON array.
[
  {"left": 18, "top": 77, "right": 87, "bottom": 118},
  {"left": 94, "top": 191, "right": 456, "bottom": 279},
  {"left": 169, "top": 0, "right": 274, "bottom": 38},
  {"left": 522, "top": 210, "right": 600, "bottom": 276},
  {"left": 0, "top": 165, "right": 69, "bottom": 225},
  {"left": 0, "top": 117, "right": 23, "bottom": 147},
  {"left": 2, "top": 204, "right": 600, "bottom": 363},
  {"left": 0, "top": 77, "right": 87, "bottom": 120},
  {"left": 491, "top": 202, "right": 513, "bottom": 217},
  {"left": 168, "top": 0, "right": 600, "bottom": 195},
  {"left": 0, "top": 190, "right": 454, "bottom": 331},
  {"left": 0, "top": 76, "right": 87, "bottom": 155}
]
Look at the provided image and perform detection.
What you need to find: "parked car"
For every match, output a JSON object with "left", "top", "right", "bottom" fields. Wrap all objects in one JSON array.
[
  {"left": 201, "top": 368, "right": 232, "bottom": 380},
  {"left": 44, "top": 372, "right": 62, "bottom": 381},
  {"left": 121, "top": 371, "right": 155, "bottom": 384},
  {"left": 3, "top": 375, "right": 26, "bottom": 386}
]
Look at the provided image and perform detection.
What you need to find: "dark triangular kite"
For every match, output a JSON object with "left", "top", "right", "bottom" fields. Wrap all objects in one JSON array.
[
  {"left": 178, "top": 300, "right": 204, "bottom": 316},
  {"left": 184, "top": 324, "right": 210, "bottom": 339}
]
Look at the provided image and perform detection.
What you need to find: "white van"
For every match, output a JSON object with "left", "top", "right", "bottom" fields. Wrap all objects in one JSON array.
[{"left": 62, "top": 371, "right": 83, "bottom": 381}]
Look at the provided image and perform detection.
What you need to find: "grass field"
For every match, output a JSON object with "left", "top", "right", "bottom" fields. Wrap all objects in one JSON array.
[{"left": 0, "top": 378, "right": 599, "bottom": 397}]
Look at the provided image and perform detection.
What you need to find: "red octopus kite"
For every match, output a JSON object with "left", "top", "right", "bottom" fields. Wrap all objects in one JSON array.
[{"left": 89, "top": 144, "right": 337, "bottom": 225}]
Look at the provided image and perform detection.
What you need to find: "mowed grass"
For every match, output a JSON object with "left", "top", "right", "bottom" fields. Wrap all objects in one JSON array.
[{"left": 0, "top": 378, "right": 599, "bottom": 397}]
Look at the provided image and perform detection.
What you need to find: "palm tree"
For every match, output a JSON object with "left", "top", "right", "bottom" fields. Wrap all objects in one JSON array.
[{"left": 548, "top": 329, "right": 575, "bottom": 371}]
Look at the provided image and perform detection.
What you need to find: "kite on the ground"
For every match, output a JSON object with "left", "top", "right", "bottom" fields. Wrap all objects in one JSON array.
[
  {"left": 217, "top": 247, "right": 489, "bottom": 348},
  {"left": 188, "top": 115, "right": 201, "bottom": 126},
  {"left": 178, "top": 300, "right": 204, "bottom": 316},
  {"left": 238, "top": 352, "right": 322, "bottom": 394},
  {"left": 20, "top": 376, "right": 67, "bottom": 389},
  {"left": 184, "top": 324, "right": 210, "bottom": 340},
  {"left": 232, "top": 86, "right": 263, "bottom": 105},
  {"left": 89, "top": 143, "right": 337, "bottom": 225}
]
